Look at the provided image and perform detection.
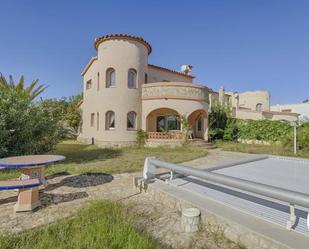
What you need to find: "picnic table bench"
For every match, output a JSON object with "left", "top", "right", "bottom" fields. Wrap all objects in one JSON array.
[{"left": 0, "top": 155, "right": 65, "bottom": 212}]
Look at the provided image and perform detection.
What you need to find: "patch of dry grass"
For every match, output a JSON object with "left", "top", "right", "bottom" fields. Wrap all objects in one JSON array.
[
  {"left": 216, "top": 141, "right": 309, "bottom": 158},
  {"left": 0, "top": 140, "right": 207, "bottom": 180}
]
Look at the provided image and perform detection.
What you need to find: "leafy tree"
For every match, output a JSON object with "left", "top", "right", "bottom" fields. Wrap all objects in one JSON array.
[
  {"left": 39, "top": 94, "right": 82, "bottom": 138},
  {"left": 62, "top": 94, "right": 82, "bottom": 131},
  {"left": 0, "top": 74, "right": 59, "bottom": 157},
  {"left": 208, "top": 101, "right": 231, "bottom": 141}
]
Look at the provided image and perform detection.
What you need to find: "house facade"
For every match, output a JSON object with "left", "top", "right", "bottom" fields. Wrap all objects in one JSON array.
[
  {"left": 78, "top": 34, "right": 299, "bottom": 146},
  {"left": 271, "top": 102, "right": 309, "bottom": 122}
]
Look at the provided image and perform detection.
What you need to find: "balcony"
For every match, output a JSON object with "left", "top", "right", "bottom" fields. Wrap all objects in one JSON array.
[{"left": 142, "top": 82, "right": 209, "bottom": 102}]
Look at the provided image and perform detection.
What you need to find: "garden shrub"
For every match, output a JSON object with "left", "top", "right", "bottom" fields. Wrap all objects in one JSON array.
[
  {"left": 208, "top": 101, "right": 307, "bottom": 150},
  {"left": 281, "top": 123, "right": 309, "bottom": 150},
  {"left": 223, "top": 118, "right": 239, "bottom": 141},
  {"left": 297, "top": 123, "right": 309, "bottom": 150},
  {"left": 178, "top": 114, "right": 192, "bottom": 144},
  {"left": 136, "top": 129, "right": 147, "bottom": 146},
  {"left": 236, "top": 119, "right": 292, "bottom": 142}
]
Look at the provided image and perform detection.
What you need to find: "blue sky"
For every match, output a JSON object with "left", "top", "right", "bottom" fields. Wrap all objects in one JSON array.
[{"left": 0, "top": 0, "right": 308, "bottom": 104}]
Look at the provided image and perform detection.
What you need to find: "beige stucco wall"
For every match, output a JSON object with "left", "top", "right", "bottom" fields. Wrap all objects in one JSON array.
[
  {"left": 79, "top": 38, "right": 148, "bottom": 143},
  {"left": 237, "top": 91, "right": 270, "bottom": 111},
  {"left": 147, "top": 66, "right": 193, "bottom": 83},
  {"left": 235, "top": 109, "right": 264, "bottom": 120},
  {"left": 211, "top": 89, "right": 270, "bottom": 112},
  {"left": 264, "top": 112, "right": 298, "bottom": 122},
  {"left": 271, "top": 103, "right": 308, "bottom": 121},
  {"left": 235, "top": 109, "right": 298, "bottom": 122}
]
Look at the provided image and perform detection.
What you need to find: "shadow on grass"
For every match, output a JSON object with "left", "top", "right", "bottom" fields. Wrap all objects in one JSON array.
[
  {"left": 0, "top": 173, "right": 113, "bottom": 207},
  {"left": 49, "top": 143, "right": 122, "bottom": 164},
  {"left": 45, "top": 173, "right": 114, "bottom": 191},
  {"left": 39, "top": 191, "right": 89, "bottom": 209}
]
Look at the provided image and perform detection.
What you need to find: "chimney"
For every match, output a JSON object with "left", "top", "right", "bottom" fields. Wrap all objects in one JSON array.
[{"left": 219, "top": 86, "right": 225, "bottom": 105}]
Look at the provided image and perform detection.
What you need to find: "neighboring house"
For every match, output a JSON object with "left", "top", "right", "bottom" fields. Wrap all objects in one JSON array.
[
  {"left": 212, "top": 87, "right": 299, "bottom": 122},
  {"left": 271, "top": 101, "right": 309, "bottom": 122},
  {"left": 78, "top": 34, "right": 299, "bottom": 146}
]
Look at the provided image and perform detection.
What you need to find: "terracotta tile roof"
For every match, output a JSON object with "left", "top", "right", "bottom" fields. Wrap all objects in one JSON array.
[
  {"left": 94, "top": 34, "right": 152, "bottom": 54},
  {"left": 148, "top": 64, "right": 195, "bottom": 79}
]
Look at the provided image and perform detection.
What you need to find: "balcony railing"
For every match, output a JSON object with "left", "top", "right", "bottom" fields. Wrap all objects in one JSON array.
[{"left": 147, "top": 131, "right": 183, "bottom": 140}]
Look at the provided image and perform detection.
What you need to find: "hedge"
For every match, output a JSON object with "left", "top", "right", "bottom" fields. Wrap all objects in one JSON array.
[
  {"left": 236, "top": 120, "right": 292, "bottom": 142},
  {"left": 223, "top": 119, "right": 309, "bottom": 150}
]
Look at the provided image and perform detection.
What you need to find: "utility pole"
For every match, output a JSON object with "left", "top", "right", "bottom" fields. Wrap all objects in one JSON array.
[{"left": 294, "top": 125, "right": 297, "bottom": 155}]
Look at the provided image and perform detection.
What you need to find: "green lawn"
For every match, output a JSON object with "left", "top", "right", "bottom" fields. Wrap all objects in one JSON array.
[
  {"left": 216, "top": 141, "right": 309, "bottom": 159},
  {"left": 0, "top": 200, "right": 158, "bottom": 249},
  {"left": 0, "top": 140, "right": 207, "bottom": 180}
]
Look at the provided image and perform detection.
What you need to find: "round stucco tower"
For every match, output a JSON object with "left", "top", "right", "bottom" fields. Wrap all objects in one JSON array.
[{"left": 94, "top": 34, "right": 151, "bottom": 145}]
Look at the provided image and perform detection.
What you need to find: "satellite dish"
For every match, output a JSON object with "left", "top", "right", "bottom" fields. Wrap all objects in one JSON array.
[{"left": 180, "top": 65, "right": 193, "bottom": 75}]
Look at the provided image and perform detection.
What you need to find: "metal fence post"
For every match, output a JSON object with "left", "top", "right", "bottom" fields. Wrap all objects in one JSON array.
[{"left": 294, "top": 125, "right": 297, "bottom": 155}]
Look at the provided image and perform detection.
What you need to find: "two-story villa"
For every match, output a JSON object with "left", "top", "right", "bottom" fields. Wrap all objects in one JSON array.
[{"left": 78, "top": 34, "right": 299, "bottom": 147}]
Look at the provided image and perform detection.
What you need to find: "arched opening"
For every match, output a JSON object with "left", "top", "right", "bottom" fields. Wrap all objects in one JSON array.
[
  {"left": 146, "top": 108, "right": 182, "bottom": 139},
  {"left": 187, "top": 109, "right": 208, "bottom": 140},
  {"left": 256, "top": 103, "right": 263, "bottom": 111}
]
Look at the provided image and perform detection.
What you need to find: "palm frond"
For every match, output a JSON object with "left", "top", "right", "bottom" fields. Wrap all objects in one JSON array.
[
  {"left": 0, "top": 74, "right": 46, "bottom": 100},
  {"left": 29, "top": 84, "right": 47, "bottom": 100},
  {"left": 15, "top": 75, "right": 25, "bottom": 93}
]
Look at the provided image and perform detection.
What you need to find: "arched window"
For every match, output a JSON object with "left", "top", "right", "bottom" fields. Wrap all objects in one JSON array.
[
  {"left": 256, "top": 103, "right": 263, "bottom": 111},
  {"left": 128, "top": 69, "right": 137, "bottom": 88},
  {"left": 105, "top": 111, "right": 115, "bottom": 130},
  {"left": 106, "top": 68, "right": 115, "bottom": 87},
  {"left": 127, "top": 111, "right": 136, "bottom": 130}
]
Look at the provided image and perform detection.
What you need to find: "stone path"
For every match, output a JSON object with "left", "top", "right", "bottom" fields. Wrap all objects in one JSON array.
[{"left": 0, "top": 148, "right": 250, "bottom": 248}]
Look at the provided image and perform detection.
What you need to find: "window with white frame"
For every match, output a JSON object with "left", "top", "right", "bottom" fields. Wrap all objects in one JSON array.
[
  {"left": 106, "top": 111, "right": 115, "bottom": 129},
  {"left": 127, "top": 111, "right": 136, "bottom": 130},
  {"left": 106, "top": 68, "right": 115, "bottom": 87},
  {"left": 90, "top": 113, "right": 95, "bottom": 127},
  {"left": 128, "top": 69, "right": 137, "bottom": 88},
  {"left": 86, "top": 79, "right": 92, "bottom": 90}
]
